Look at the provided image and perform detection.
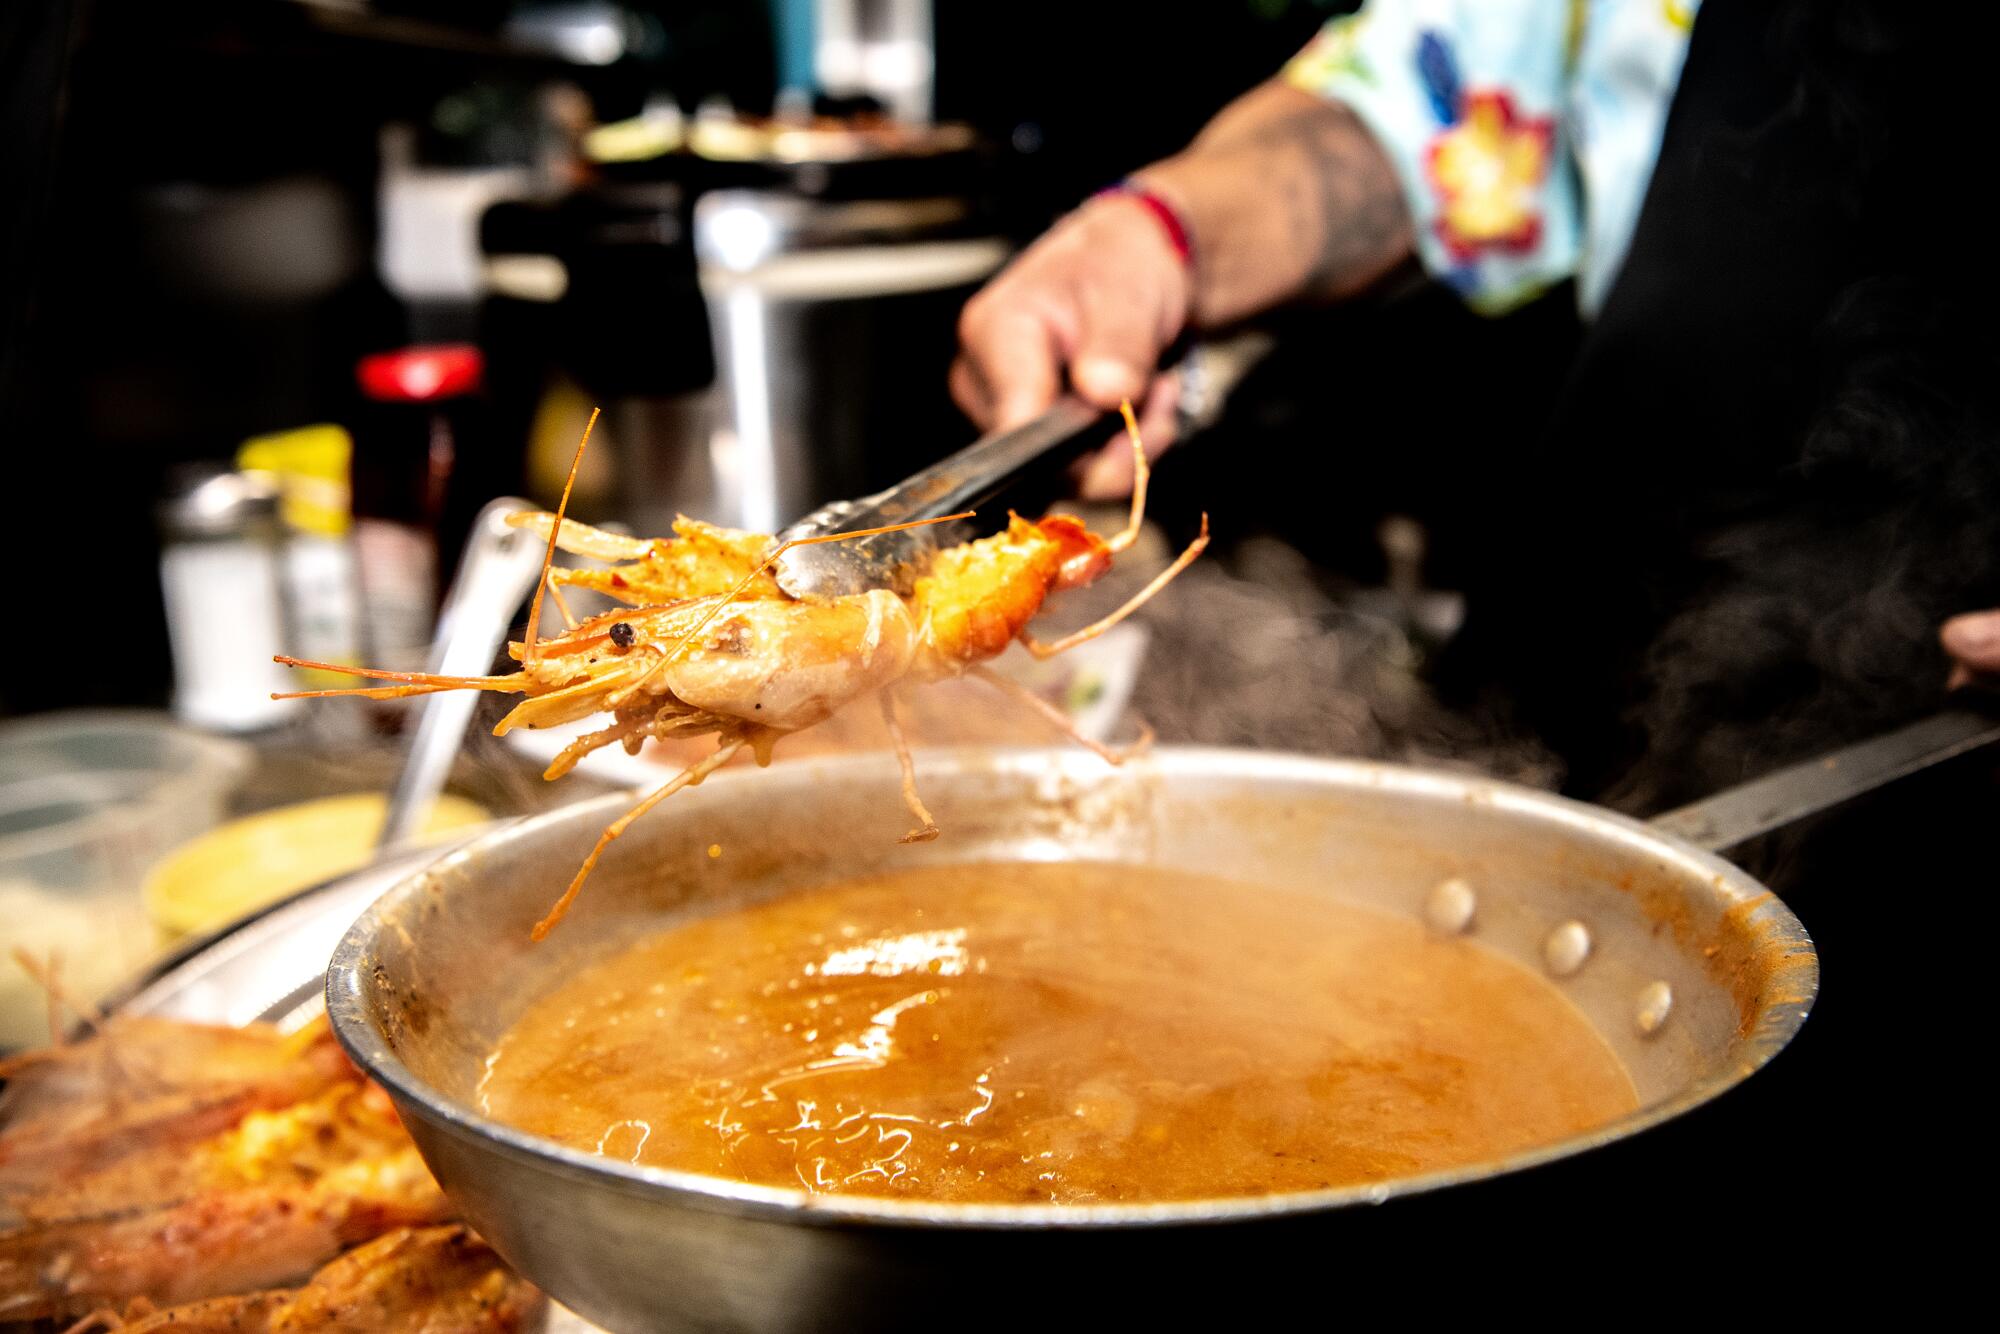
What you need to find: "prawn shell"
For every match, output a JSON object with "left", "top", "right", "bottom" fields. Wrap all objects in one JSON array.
[
  {"left": 657, "top": 589, "right": 918, "bottom": 732},
  {"left": 512, "top": 510, "right": 786, "bottom": 605},
  {"left": 1035, "top": 513, "right": 1114, "bottom": 589}
]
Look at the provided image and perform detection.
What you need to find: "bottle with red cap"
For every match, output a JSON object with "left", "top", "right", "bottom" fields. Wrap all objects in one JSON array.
[{"left": 350, "top": 343, "right": 484, "bottom": 675}]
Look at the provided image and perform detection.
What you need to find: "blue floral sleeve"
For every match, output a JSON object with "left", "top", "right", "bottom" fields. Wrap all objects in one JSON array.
[{"left": 1286, "top": 0, "right": 1698, "bottom": 316}]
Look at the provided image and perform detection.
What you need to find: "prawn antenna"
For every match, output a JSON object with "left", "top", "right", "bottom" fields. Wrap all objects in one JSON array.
[
  {"left": 270, "top": 656, "right": 522, "bottom": 700},
  {"left": 524, "top": 406, "right": 601, "bottom": 669},
  {"left": 606, "top": 510, "right": 974, "bottom": 709},
  {"left": 11, "top": 946, "right": 105, "bottom": 1046}
]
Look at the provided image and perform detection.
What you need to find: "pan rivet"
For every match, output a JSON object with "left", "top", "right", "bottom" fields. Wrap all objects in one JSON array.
[
  {"left": 1425, "top": 877, "right": 1476, "bottom": 934},
  {"left": 1635, "top": 981, "right": 1673, "bottom": 1036},
  {"left": 1543, "top": 920, "right": 1591, "bottom": 977}
]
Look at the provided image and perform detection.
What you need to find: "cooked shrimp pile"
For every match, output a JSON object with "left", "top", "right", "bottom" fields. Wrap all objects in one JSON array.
[
  {"left": 58, "top": 1226, "right": 536, "bottom": 1334},
  {"left": 280, "top": 403, "right": 1208, "bottom": 938},
  {"left": 0, "top": 1016, "right": 538, "bottom": 1331}
]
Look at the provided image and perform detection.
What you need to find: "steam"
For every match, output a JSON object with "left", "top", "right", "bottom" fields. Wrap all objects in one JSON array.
[
  {"left": 1603, "top": 278, "right": 2000, "bottom": 820},
  {"left": 1040, "top": 523, "right": 1563, "bottom": 788}
]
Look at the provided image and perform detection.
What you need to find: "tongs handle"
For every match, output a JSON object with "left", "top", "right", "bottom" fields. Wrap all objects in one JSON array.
[
  {"left": 871, "top": 395, "right": 1113, "bottom": 525},
  {"left": 793, "top": 329, "right": 1279, "bottom": 537},
  {"left": 773, "top": 395, "right": 1115, "bottom": 588},
  {"left": 774, "top": 332, "right": 1273, "bottom": 599}
]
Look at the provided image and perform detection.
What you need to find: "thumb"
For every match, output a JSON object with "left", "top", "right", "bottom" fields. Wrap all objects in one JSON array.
[
  {"left": 1070, "top": 286, "right": 1163, "bottom": 408},
  {"left": 1941, "top": 609, "right": 2000, "bottom": 674}
]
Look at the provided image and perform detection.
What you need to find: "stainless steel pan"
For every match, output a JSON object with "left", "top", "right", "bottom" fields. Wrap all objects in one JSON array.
[{"left": 324, "top": 710, "right": 2000, "bottom": 1331}]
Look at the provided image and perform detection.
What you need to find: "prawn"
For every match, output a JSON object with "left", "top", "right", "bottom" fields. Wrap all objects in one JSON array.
[
  {"left": 1, "top": 1016, "right": 450, "bottom": 1325},
  {"left": 0, "top": 1015, "right": 354, "bottom": 1196},
  {"left": 58, "top": 1224, "right": 541, "bottom": 1333},
  {"left": 277, "top": 402, "right": 1207, "bottom": 938}
]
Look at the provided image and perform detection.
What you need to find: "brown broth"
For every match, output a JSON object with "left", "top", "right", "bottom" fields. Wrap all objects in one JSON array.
[{"left": 478, "top": 863, "right": 1636, "bottom": 1204}]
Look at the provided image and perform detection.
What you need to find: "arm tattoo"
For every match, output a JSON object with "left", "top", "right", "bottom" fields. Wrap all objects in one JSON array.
[
  {"left": 1283, "top": 102, "right": 1413, "bottom": 300},
  {"left": 1189, "top": 96, "right": 1414, "bottom": 313},
  {"left": 1247, "top": 100, "right": 1413, "bottom": 301}
]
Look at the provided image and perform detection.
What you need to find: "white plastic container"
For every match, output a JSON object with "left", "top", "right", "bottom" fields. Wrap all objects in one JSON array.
[{"left": 0, "top": 711, "right": 249, "bottom": 1049}]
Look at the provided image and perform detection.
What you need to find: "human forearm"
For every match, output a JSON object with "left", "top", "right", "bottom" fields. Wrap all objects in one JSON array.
[
  {"left": 949, "top": 76, "right": 1415, "bottom": 494},
  {"left": 1133, "top": 80, "right": 1415, "bottom": 326}
]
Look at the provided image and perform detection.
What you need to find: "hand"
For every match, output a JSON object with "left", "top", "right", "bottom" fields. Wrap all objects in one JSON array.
[
  {"left": 950, "top": 190, "right": 1191, "bottom": 499},
  {"left": 1942, "top": 610, "right": 2000, "bottom": 689}
]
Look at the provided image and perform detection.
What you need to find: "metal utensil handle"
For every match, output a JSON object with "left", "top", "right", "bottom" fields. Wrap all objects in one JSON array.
[
  {"left": 769, "top": 398, "right": 1116, "bottom": 599},
  {"left": 377, "top": 497, "right": 549, "bottom": 851},
  {"left": 792, "top": 396, "right": 1113, "bottom": 538},
  {"left": 1649, "top": 704, "right": 2000, "bottom": 853},
  {"left": 801, "top": 330, "right": 1279, "bottom": 534}
]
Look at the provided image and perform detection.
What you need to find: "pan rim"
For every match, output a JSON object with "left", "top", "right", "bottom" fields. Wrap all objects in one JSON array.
[{"left": 326, "top": 744, "right": 1818, "bottom": 1230}]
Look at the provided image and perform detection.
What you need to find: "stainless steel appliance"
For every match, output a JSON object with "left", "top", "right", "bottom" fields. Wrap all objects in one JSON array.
[
  {"left": 483, "top": 123, "right": 1003, "bottom": 537},
  {"left": 680, "top": 183, "right": 1006, "bottom": 534}
]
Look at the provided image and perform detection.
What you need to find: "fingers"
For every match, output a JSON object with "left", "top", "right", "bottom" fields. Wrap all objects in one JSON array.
[
  {"left": 947, "top": 358, "right": 994, "bottom": 428},
  {"left": 953, "top": 197, "right": 1191, "bottom": 436},
  {"left": 953, "top": 294, "right": 1066, "bottom": 431},
  {"left": 1071, "top": 283, "right": 1161, "bottom": 409},
  {"left": 1078, "top": 372, "right": 1180, "bottom": 501},
  {"left": 1941, "top": 610, "right": 2000, "bottom": 684}
]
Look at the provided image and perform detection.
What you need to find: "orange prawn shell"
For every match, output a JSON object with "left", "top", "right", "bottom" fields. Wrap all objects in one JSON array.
[
  {"left": 909, "top": 513, "right": 1112, "bottom": 676},
  {"left": 1034, "top": 513, "right": 1115, "bottom": 588},
  {"left": 563, "top": 516, "right": 785, "bottom": 606}
]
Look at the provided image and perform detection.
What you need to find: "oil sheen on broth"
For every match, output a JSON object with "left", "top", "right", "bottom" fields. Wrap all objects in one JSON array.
[{"left": 478, "top": 864, "right": 1635, "bottom": 1203}]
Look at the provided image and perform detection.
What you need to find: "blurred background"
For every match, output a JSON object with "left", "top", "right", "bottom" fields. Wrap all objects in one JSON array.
[
  {"left": 1, "top": 0, "right": 1578, "bottom": 1033},
  {"left": 1, "top": 0, "right": 1578, "bottom": 716}
]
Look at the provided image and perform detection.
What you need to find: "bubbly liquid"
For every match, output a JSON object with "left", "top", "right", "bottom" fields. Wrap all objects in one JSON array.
[{"left": 479, "top": 864, "right": 1636, "bottom": 1204}]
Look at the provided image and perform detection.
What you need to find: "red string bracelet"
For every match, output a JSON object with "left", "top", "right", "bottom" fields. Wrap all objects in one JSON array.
[{"left": 1093, "top": 180, "right": 1195, "bottom": 270}]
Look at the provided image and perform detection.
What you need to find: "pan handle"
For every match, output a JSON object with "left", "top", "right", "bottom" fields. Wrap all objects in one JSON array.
[{"left": 1648, "top": 701, "right": 2000, "bottom": 853}]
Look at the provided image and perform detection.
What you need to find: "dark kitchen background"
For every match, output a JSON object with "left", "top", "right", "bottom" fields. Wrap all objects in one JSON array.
[
  {"left": 2, "top": 0, "right": 1568, "bottom": 717},
  {"left": 3, "top": 0, "right": 1613, "bottom": 1063},
  {"left": 1, "top": 0, "right": 1994, "bottom": 1290}
]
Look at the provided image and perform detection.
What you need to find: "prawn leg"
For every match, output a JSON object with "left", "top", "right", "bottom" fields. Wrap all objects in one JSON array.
[
  {"left": 877, "top": 691, "right": 939, "bottom": 843},
  {"left": 544, "top": 579, "right": 580, "bottom": 631},
  {"left": 968, "top": 665, "right": 1154, "bottom": 766},
  {"left": 531, "top": 738, "right": 748, "bottom": 940},
  {"left": 1105, "top": 399, "right": 1150, "bottom": 555},
  {"left": 541, "top": 714, "right": 651, "bottom": 781},
  {"left": 1020, "top": 513, "right": 1209, "bottom": 660}
]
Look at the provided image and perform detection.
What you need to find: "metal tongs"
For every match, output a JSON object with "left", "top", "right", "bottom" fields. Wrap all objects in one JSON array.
[
  {"left": 772, "top": 333, "right": 1272, "bottom": 600},
  {"left": 374, "top": 335, "right": 1270, "bottom": 835}
]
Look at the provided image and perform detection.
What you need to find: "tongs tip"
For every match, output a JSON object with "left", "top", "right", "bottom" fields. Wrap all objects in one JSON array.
[{"left": 771, "top": 511, "right": 967, "bottom": 600}]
